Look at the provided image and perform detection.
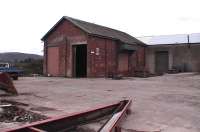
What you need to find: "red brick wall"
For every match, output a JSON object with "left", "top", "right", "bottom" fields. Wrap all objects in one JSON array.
[
  {"left": 87, "top": 36, "right": 117, "bottom": 77},
  {"left": 43, "top": 19, "right": 146, "bottom": 77},
  {"left": 58, "top": 43, "right": 67, "bottom": 76},
  {"left": 137, "top": 47, "right": 146, "bottom": 69},
  {"left": 117, "top": 46, "right": 146, "bottom": 77},
  {"left": 87, "top": 36, "right": 145, "bottom": 77},
  {"left": 45, "top": 20, "right": 87, "bottom": 43},
  {"left": 43, "top": 19, "right": 87, "bottom": 77},
  {"left": 43, "top": 43, "right": 47, "bottom": 74},
  {"left": 105, "top": 39, "right": 117, "bottom": 77}
]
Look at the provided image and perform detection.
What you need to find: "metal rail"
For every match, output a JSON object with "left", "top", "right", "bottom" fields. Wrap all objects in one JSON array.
[{"left": 5, "top": 100, "right": 131, "bottom": 132}]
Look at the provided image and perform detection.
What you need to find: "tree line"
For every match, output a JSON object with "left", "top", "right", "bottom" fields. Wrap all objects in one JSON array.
[{"left": 15, "top": 58, "right": 43, "bottom": 76}]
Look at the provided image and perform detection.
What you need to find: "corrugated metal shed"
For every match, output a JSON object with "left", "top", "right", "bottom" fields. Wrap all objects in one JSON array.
[{"left": 137, "top": 33, "right": 200, "bottom": 45}]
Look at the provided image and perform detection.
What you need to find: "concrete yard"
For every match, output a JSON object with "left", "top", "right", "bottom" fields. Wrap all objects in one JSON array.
[{"left": 0, "top": 73, "right": 200, "bottom": 132}]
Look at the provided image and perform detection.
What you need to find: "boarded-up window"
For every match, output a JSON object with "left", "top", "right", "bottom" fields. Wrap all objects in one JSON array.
[
  {"left": 47, "top": 47, "right": 59, "bottom": 76},
  {"left": 118, "top": 53, "right": 129, "bottom": 72}
]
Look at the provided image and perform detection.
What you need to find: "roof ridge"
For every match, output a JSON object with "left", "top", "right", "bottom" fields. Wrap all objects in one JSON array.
[
  {"left": 64, "top": 16, "right": 133, "bottom": 35},
  {"left": 64, "top": 16, "right": 145, "bottom": 45},
  {"left": 42, "top": 16, "right": 145, "bottom": 45}
]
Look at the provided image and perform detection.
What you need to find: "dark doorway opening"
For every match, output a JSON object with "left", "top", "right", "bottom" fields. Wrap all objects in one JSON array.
[
  {"left": 155, "top": 51, "right": 169, "bottom": 74},
  {"left": 73, "top": 45, "right": 87, "bottom": 77}
]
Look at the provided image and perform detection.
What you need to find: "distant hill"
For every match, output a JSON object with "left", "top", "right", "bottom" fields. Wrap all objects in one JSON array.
[{"left": 0, "top": 52, "right": 43, "bottom": 62}]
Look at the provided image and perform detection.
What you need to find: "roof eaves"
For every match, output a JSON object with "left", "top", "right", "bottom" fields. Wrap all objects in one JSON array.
[
  {"left": 87, "top": 31, "right": 146, "bottom": 46},
  {"left": 88, "top": 33, "right": 119, "bottom": 41}
]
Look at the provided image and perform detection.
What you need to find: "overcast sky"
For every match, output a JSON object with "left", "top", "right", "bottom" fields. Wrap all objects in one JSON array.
[{"left": 0, "top": 0, "right": 200, "bottom": 55}]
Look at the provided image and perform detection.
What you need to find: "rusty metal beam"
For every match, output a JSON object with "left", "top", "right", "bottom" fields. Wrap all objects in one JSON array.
[
  {"left": 99, "top": 100, "right": 131, "bottom": 132},
  {"left": 5, "top": 100, "right": 131, "bottom": 132}
]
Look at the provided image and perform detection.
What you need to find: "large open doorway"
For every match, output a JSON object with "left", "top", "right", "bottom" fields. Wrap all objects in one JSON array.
[
  {"left": 73, "top": 45, "right": 87, "bottom": 77},
  {"left": 155, "top": 51, "right": 169, "bottom": 74}
]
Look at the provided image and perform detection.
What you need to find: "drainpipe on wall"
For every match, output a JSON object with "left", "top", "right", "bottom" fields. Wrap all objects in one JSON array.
[
  {"left": 104, "top": 40, "right": 107, "bottom": 77},
  {"left": 64, "top": 37, "right": 68, "bottom": 77},
  {"left": 44, "top": 41, "right": 48, "bottom": 76},
  {"left": 187, "top": 35, "right": 191, "bottom": 48}
]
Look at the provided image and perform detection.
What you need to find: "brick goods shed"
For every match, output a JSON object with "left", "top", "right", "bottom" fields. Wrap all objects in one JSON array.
[{"left": 41, "top": 16, "right": 146, "bottom": 77}]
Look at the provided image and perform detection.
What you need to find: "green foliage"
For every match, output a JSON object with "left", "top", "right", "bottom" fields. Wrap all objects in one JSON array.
[{"left": 15, "top": 58, "right": 43, "bottom": 75}]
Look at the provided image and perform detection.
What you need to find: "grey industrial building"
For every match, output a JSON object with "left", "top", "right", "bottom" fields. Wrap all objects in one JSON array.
[{"left": 138, "top": 33, "right": 200, "bottom": 74}]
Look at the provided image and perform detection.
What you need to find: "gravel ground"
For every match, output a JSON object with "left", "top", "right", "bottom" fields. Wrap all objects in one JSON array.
[{"left": 0, "top": 73, "right": 200, "bottom": 132}]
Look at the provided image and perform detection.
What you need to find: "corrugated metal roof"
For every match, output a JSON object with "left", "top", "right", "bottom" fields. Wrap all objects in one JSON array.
[
  {"left": 189, "top": 33, "right": 200, "bottom": 43},
  {"left": 42, "top": 16, "right": 145, "bottom": 46},
  {"left": 137, "top": 33, "right": 200, "bottom": 45}
]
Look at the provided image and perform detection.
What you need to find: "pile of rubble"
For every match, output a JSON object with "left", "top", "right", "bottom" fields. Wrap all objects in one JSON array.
[
  {"left": 0, "top": 73, "right": 18, "bottom": 95},
  {"left": 0, "top": 101, "right": 48, "bottom": 123},
  {"left": 0, "top": 73, "right": 48, "bottom": 124}
]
